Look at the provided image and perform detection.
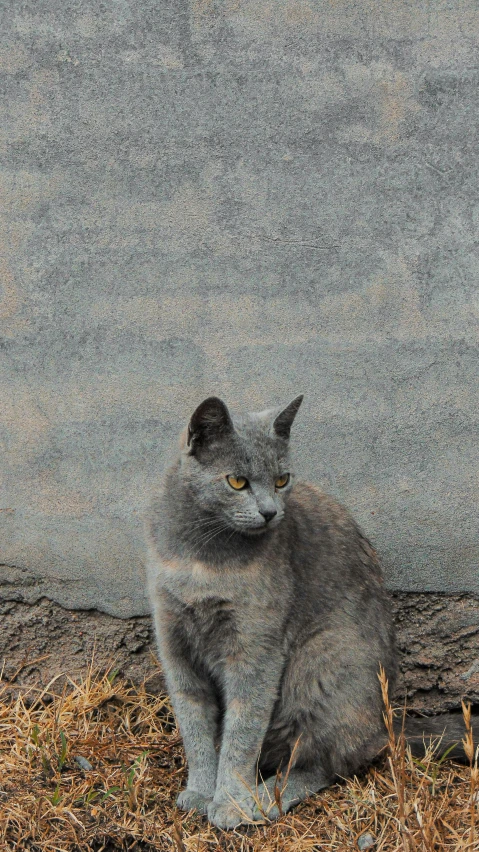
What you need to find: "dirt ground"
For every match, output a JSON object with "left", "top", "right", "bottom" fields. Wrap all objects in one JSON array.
[{"left": 0, "top": 592, "right": 478, "bottom": 713}]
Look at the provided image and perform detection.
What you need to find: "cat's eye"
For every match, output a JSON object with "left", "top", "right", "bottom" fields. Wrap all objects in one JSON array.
[
  {"left": 227, "top": 475, "right": 248, "bottom": 491},
  {"left": 275, "top": 474, "right": 290, "bottom": 489}
]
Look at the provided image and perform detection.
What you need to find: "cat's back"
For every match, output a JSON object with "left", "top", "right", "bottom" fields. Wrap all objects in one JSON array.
[
  {"left": 284, "top": 481, "right": 385, "bottom": 589},
  {"left": 282, "top": 481, "right": 395, "bottom": 663},
  {"left": 288, "top": 481, "right": 356, "bottom": 531}
]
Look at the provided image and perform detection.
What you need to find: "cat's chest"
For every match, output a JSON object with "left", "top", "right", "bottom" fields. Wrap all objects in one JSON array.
[
  {"left": 156, "top": 556, "right": 258, "bottom": 606},
  {"left": 181, "top": 595, "right": 238, "bottom": 667},
  {"left": 157, "top": 558, "right": 257, "bottom": 667},
  {"left": 153, "top": 552, "right": 290, "bottom": 672}
]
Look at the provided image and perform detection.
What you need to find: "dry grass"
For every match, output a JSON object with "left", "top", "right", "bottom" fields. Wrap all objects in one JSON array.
[{"left": 1, "top": 661, "right": 477, "bottom": 852}]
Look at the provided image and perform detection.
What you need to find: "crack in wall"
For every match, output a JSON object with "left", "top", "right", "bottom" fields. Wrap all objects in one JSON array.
[{"left": 0, "top": 564, "right": 83, "bottom": 609}]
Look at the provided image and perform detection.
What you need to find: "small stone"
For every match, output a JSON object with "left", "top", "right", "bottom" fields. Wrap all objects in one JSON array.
[
  {"left": 358, "top": 832, "right": 375, "bottom": 850},
  {"left": 74, "top": 755, "right": 93, "bottom": 771}
]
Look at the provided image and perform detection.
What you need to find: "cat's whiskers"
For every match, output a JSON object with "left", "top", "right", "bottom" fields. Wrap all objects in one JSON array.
[
  {"left": 181, "top": 519, "right": 234, "bottom": 559},
  {"left": 189, "top": 518, "right": 230, "bottom": 539},
  {"left": 194, "top": 523, "right": 232, "bottom": 549},
  {"left": 186, "top": 516, "right": 225, "bottom": 532},
  {"left": 225, "top": 526, "right": 239, "bottom": 546}
]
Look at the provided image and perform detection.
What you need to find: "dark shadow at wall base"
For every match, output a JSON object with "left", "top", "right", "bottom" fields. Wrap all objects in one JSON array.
[{"left": 0, "top": 594, "right": 478, "bottom": 713}]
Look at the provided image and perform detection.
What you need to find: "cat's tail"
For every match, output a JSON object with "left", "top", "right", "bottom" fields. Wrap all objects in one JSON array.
[{"left": 395, "top": 711, "right": 478, "bottom": 763}]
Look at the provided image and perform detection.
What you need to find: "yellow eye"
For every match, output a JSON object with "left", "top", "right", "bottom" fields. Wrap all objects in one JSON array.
[
  {"left": 275, "top": 474, "right": 290, "bottom": 489},
  {"left": 227, "top": 475, "right": 248, "bottom": 491}
]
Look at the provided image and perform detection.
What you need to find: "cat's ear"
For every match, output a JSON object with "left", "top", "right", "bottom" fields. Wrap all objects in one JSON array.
[
  {"left": 187, "top": 396, "right": 234, "bottom": 453},
  {"left": 272, "top": 395, "right": 303, "bottom": 440}
]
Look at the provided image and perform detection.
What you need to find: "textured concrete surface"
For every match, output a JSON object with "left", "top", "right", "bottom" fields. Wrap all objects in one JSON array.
[
  {"left": 1, "top": 1, "right": 478, "bottom": 616},
  {"left": 2, "top": 596, "right": 478, "bottom": 713}
]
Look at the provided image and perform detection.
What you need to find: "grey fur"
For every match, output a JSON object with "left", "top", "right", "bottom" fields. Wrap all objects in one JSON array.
[{"left": 145, "top": 397, "right": 460, "bottom": 829}]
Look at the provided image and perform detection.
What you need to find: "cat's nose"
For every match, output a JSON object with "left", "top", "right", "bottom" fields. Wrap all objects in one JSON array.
[{"left": 260, "top": 508, "right": 277, "bottom": 524}]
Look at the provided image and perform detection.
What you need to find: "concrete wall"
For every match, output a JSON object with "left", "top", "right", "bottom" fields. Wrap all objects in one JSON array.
[{"left": 1, "top": 0, "right": 478, "bottom": 618}]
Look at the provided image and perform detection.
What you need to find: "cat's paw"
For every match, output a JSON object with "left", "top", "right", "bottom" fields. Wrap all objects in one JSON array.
[
  {"left": 251, "top": 778, "right": 293, "bottom": 822},
  {"left": 252, "top": 801, "right": 280, "bottom": 821},
  {"left": 207, "top": 797, "right": 256, "bottom": 829},
  {"left": 177, "top": 788, "right": 212, "bottom": 815}
]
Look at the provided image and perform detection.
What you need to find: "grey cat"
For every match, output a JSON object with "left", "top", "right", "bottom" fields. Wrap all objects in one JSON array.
[{"left": 146, "top": 396, "right": 469, "bottom": 830}]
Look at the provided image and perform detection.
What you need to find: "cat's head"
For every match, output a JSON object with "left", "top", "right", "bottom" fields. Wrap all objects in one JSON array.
[{"left": 177, "top": 395, "right": 303, "bottom": 535}]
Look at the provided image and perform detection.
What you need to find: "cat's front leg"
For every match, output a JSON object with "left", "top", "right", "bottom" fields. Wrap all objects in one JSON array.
[
  {"left": 152, "top": 597, "right": 219, "bottom": 810},
  {"left": 163, "top": 666, "right": 219, "bottom": 811},
  {"left": 165, "top": 675, "right": 219, "bottom": 810},
  {"left": 208, "top": 647, "right": 284, "bottom": 829}
]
